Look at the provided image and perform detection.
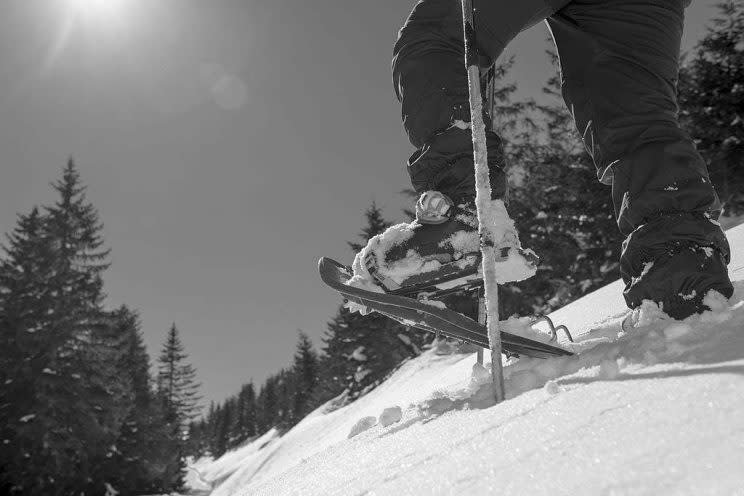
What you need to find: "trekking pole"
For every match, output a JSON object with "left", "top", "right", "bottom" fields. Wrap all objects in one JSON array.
[{"left": 461, "top": 0, "right": 506, "bottom": 403}]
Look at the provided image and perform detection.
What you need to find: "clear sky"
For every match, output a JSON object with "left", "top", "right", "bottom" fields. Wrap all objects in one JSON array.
[{"left": 0, "top": 0, "right": 720, "bottom": 408}]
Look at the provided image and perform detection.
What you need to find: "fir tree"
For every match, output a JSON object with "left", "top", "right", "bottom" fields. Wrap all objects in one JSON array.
[
  {"left": 0, "top": 161, "right": 135, "bottom": 495},
  {"left": 214, "top": 398, "right": 233, "bottom": 456},
  {"left": 156, "top": 323, "right": 202, "bottom": 489},
  {"left": 275, "top": 368, "right": 295, "bottom": 428},
  {"left": 503, "top": 48, "right": 622, "bottom": 315},
  {"left": 678, "top": 0, "right": 744, "bottom": 214},
  {"left": 157, "top": 323, "right": 202, "bottom": 426},
  {"left": 291, "top": 331, "right": 318, "bottom": 421},
  {"left": 235, "top": 382, "right": 257, "bottom": 444},
  {"left": 347, "top": 201, "right": 392, "bottom": 252},
  {"left": 318, "top": 203, "right": 431, "bottom": 402},
  {"left": 256, "top": 375, "right": 278, "bottom": 433},
  {"left": 105, "top": 306, "right": 173, "bottom": 495},
  {"left": 0, "top": 207, "right": 57, "bottom": 494}
]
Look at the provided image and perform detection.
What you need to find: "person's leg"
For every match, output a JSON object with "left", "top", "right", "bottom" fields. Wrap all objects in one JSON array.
[
  {"left": 393, "top": 0, "right": 570, "bottom": 202},
  {"left": 352, "top": 0, "right": 569, "bottom": 291},
  {"left": 546, "top": 0, "right": 733, "bottom": 317}
]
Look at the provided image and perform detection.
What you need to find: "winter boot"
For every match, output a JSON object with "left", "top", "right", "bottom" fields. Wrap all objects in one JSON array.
[
  {"left": 621, "top": 212, "right": 733, "bottom": 320},
  {"left": 348, "top": 191, "right": 538, "bottom": 294}
]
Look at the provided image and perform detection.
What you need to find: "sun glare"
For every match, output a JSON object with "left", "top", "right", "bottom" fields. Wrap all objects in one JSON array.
[{"left": 67, "top": 0, "right": 129, "bottom": 26}]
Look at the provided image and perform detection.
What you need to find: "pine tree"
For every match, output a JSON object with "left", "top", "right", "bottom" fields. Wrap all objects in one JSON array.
[
  {"left": 310, "top": 311, "right": 357, "bottom": 408},
  {"left": 291, "top": 331, "right": 318, "bottom": 422},
  {"left": 258, "top": 374, "right": 282, "bottom": 434},
  {"left": 0, "top": 161, "right": 133, "bottom": 495},
  {"left": 347, "top": 201, "right": 392, "bottom": 252},
  {"left": 502, "top": 48, "right": 622, "bottom": 316},
  {"left": 157, "top": 323, "right": 202, "bottom": 426},
  {"left": 235, "top": 382, "right": 257, "bottom": 444},
  {"left": 105, "top": 306, "right": 173, "bottom": 495},
  {"left": 0, "top": 207, "right": 57, "bottom": 494},
  {"left": 317, "top": 203, "right": 431, "bottom": 402},
  {"left": 156, "top": 323, "right": 202, "bottom": 489},
  {"left": 275, "top": 369, "right": 295, "bottom": 428},
  {"left": 678, "top": 0, "right": 744, "bottom": 214},
  {"left": 214, "top": 398, "right": 233, "bottom": 456}
]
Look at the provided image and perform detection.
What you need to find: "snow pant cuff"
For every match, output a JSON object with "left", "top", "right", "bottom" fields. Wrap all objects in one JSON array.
[
  {"left": 620, "top": 212, "right": 733, "bottom": 318},
  {"left": 407, "top": 128, "right": 507, "bottom": 202}
]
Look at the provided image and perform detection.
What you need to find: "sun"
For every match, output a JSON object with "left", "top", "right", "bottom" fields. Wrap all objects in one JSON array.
[{"left": 67, "top": 0, "right": 129, "bottom": 25}]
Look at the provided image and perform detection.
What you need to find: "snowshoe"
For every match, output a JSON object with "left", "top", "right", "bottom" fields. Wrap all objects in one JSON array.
[
  {"left": 348, "top": 191, "right": 538, "bottom": 297},
  {"left": 318, "top": 257, "right": 573, "bottom": 358}
]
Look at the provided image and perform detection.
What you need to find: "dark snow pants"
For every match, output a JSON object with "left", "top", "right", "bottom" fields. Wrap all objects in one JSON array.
[{"left": 393, "top": 0, "right": 733, "bottom": 315}]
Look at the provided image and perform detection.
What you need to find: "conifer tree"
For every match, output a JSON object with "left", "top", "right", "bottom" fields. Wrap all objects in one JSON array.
[
  {"left": 235, "top": 382, "right": 257, "bottom": 444},
  {"left": 105, "top": 306, "right": 173, "bottom": 495},
  {"left": 678, "top": 0, "right": 744, "bottom": 214},
  {"left": 0, "top": 207, "right": 57, "bottom": 494},
  {"left": 347, "top": 201, "right": 392, "bottom": 252},
  {"left": 156, "top": 323, "right": 202, "bottom": 489},
  {"left": 256, "top": 375, "right": 278, "bottom": 433},
  {"left": 0, "top": 161, "right": 134, "bottom": 495},
  {"left": 318, "top": 203, "right": 431, "bottom": 402},
  {"left": 157, "top": 323, "right": 202, "bottom": 426},
  {"left": 503, "top": 48, "right": 622, "bottom": 315},
  {"left": 275, "top": 368, "right": 295, "bottom": 428},
  {"left": 214, "top": 398, "right": 233, "bottom": 456},
  {"left": 310, "top": 310, "right": 358, "bottom": 408},
  {"left": 291, "top": 331, "right": 318, "bottom": 421}
]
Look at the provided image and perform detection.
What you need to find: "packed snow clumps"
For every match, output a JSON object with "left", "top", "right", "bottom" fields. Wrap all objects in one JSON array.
[{"left": 344, "top": 198, "right": 536, "bottom": 314}]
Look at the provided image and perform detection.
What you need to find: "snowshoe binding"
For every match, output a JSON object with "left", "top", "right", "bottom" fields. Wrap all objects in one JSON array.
[{"left": 348, "top": 191, "right": 538, "bottom": 298}]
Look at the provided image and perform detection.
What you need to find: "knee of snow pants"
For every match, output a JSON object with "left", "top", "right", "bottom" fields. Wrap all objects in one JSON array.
[
  {"left": 392, "top": 0, "right": 568, "bottom": 200},
  {"left": 546, "top": 0, "right": 722, "bottom": 231},
  {"left": 545, "top": 0, "right": 731, "bottom": 310}
]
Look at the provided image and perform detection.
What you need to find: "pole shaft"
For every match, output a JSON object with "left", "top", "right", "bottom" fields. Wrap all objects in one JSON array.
[{"left": 461, "top": 0, "right": 506, "bottom": 403}]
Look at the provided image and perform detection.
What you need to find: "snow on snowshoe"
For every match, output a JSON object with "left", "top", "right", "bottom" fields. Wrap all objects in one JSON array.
[{"left": 347, "top": 191, "right": 538, "bottom": 298}]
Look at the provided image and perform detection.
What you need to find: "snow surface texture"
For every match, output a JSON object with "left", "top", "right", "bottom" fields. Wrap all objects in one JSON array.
[
  {"left": 345, "top": 198, "right": 535, "bottom": 315},
  {"left": 190, "top": 224, "right": 744, "bottom": 496}
]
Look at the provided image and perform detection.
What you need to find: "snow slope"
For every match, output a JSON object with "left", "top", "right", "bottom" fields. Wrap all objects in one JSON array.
[{"left": 195, "top": 224, "right": 744, "bottom": 496}]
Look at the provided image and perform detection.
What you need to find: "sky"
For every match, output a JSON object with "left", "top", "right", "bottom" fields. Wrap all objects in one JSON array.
[{"left": 0, "top": 0, "right": 722, "bottom": 408}]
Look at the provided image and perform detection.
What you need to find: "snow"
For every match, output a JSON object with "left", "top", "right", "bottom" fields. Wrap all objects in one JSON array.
[
  {"left": 378, "top": 406, "right": 403, "bottom": 427},
  {"left": 350, "top": 346, "right": 367, "bottom": 361},
  {"left": 348, "top": 416, "right": 377, "bottom": 439},
  {"left": 345, "top": 197, "right": 535, "bottom": 306},
  {"left": 354, "top": 368, "right": 371, "bottom": 382},
  {"left": 190, "top": 428, "right": 280, "bottom": 492},
  {"left": 189, "top": 224, "right": 744, "bottom": 496}
]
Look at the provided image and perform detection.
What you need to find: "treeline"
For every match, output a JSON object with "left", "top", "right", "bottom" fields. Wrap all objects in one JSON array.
[
  {"left": 189, "top": 1, "right": 743, "bottom": 461},
  {"left": 678, "top": 0, "right": 744, "bottom": 215},
  {"left": 187, "top": 207, "right": 436, "bottom": 459},
  {"left": 0, "top": 162, "right": 202, "bottom": 495}
]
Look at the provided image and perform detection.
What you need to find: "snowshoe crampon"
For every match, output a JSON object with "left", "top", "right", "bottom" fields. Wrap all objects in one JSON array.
[{"left": 318, "top": 257, "right": 572, "bottom": 359}]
